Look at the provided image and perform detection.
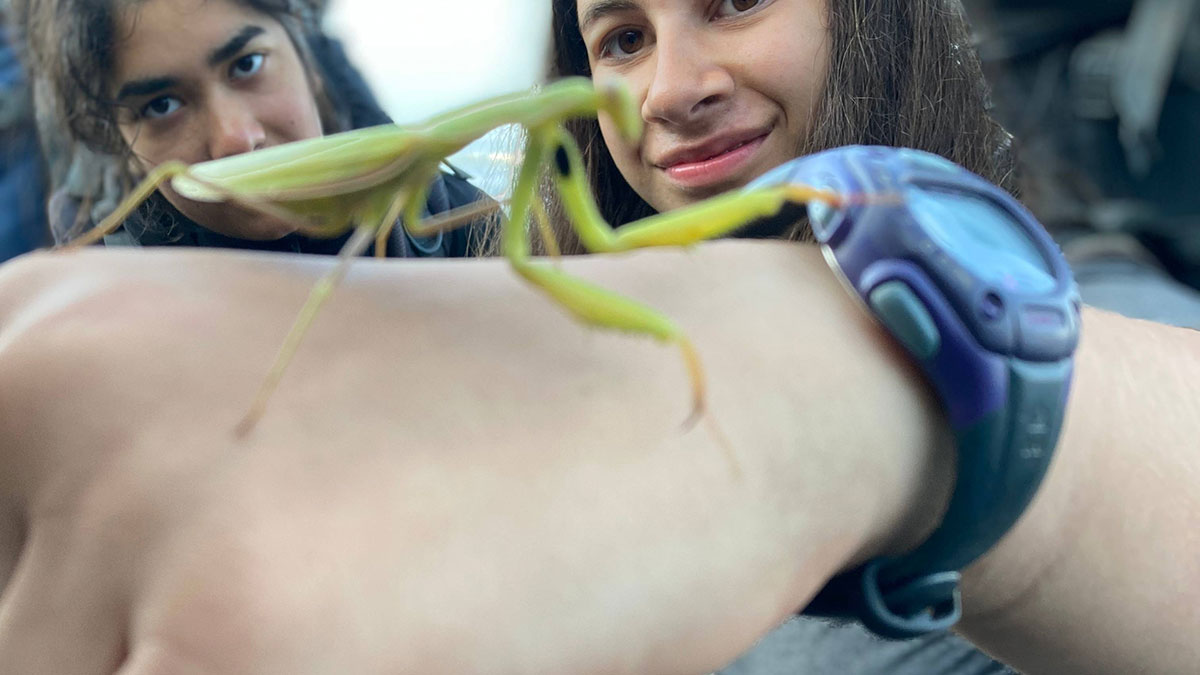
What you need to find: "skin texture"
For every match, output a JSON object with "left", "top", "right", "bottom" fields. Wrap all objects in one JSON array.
[
  {"left": 0, "top": 244, "right": 1196, "bottom": 674},
  {"left": 578, "top": 0, "right": 829, "bottom": 212},
  {"left": 111, "top": 0, "right": 325, "bottom": 239}
]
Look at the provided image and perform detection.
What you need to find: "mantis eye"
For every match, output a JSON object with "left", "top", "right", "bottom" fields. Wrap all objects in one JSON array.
[{"left": 554, "top": 144, "right": 572, "bottom": 177}]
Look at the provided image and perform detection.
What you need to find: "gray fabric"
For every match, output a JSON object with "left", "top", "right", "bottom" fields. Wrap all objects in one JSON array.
[
  {"left": 1073, "top": 257, "right": 1200, "bottom": 329},
  {"left": 717, "top": 617, "right": 1014, "bottom": 675},
  {"left": 1060, "top": 231, "right": 1200, "bottom": 329}
]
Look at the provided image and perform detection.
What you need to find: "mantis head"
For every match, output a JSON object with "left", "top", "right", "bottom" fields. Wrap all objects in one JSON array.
[{"left": 596, "top": 79, "right": 642, "bottom": 143}]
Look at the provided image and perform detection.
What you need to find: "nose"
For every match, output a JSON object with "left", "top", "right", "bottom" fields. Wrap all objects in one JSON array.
[
  {"left": 206, "top": 95, "right": 266, "bottom": 160},
  {"left": 641, "top": 32, "right": 734, "bottom": 127}
]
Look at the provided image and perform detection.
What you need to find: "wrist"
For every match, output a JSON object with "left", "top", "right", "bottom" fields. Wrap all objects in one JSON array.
[
  {"left": 836, "top": 330, "right": 959, "bottom": 572},
  {"left": 737, "top": 242, "right": 957, "bottom": 604}
]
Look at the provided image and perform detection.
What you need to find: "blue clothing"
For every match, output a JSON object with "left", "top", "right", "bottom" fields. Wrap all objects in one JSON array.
[{"left": 0, "top": 23, "right": 47, "bottom": 261}]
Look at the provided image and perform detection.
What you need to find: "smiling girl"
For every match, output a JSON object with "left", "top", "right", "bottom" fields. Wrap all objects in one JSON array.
[{"left": 539, "top": 0, "right": 1013, "bottom": 251}]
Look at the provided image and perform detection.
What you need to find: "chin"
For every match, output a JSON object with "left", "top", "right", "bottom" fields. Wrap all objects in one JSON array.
[
  {"left": 659, "top": 182, "right": 741, "bottom": 210},
  {"left": 233, "top": 220, "right": 299, "bottom": 241},
  {"left": 171, "top": 195, "right": 298, "bottom": 242},
  {"left": 192, "top": 208, "right": 298, "bottom": 241}
]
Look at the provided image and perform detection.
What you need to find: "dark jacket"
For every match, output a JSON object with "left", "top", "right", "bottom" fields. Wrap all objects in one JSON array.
[{"left": 0, "top": 21, "right": 47, "bottom": 261}]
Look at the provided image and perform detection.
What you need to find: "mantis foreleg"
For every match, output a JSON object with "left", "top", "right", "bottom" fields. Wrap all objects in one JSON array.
[
  {"left": 548, "top": 128, "right": 843, "bottom": 251},
  {"left": 64, "top": 161, "right": 321, "bottom": 248},
  {"left": 405, "top": 198, "right": 503, "bottom": 238},
  {"left": 500, "top": 126, "right": 707, "bottom": 425},
  {"left": 65, "top": 161, "right": 189, "bottom": 248},
  {"left": 235, "top": 176, "right": 507, "bottom": 434},
  {"left": 515, "top": 129, "right": 848, "bottom": 427}
]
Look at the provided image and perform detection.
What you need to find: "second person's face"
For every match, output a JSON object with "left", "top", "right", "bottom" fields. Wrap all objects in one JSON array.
[
  {"left": 577, "top": 0, "right": 830, "bottom": 213},
  {"left": 110, "top": 0, "right": 325, "bottom": 240}
]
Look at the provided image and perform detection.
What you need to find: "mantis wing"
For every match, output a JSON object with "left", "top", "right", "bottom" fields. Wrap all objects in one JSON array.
[
  {"left": 173, "top": 125, "right": 423, "bottom": 203},
  {"left": 172, "top": 78, "right": 618, "bottom": 205}
]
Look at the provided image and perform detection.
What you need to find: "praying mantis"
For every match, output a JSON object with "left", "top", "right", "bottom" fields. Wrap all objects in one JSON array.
[{"left": 69, "top": 77, "right": 845, "bottom": 435}]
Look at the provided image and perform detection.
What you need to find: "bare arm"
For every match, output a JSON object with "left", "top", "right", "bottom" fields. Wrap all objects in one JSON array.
[
  {"left": 0, "top": 242, "right": 1194, "bottom": 674},
  {"left": 959, "top": 306, "right": 1200, "bottom": 673}
]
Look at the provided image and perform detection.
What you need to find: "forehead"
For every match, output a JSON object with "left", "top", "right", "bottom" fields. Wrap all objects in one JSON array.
[
  {"left": 112, "top": 0, "right": 273, "bottom": 76},
  {"left": 578, "top": 0, "right": 691, "bottom": 19},
  {"left": 576, "top": 0, "right": 653, "bottom": 24}
]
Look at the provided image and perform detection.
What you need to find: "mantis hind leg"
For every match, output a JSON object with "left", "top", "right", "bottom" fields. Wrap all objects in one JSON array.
[
  {"left": 531, "top": 199, "right": 562, "bottom": 259},
  {"left": 371, "top": 170, "right": 505, "bottom": 259},
  {"left": 236, "top": 176, "right": 503, "bottom": 434},
  {"left": 62, "top": 161, "right": 189, "bottom": 248},
  {"left": 400, "top": 198, "right": 504, "bottom": 248},
  {"left": 235, "top": 223, "right": 377, "bottom": 437},
  {"left": 65, "top": 161, "right": 326, "bottom": 249},
  {"left": 370, "top": 175, "right": 433, "bottom": 259},
  {"left": 397, "top": 180, "right": 506, "bottom": 248}
]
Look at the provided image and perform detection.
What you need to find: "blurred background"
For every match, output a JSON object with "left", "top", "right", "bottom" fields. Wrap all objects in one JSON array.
[
  {"left": 966, "top": 0, "right": 1200, "bottom": 324},
  {"left": 323, "top": 0, "right": 549, "bottom": 199}
]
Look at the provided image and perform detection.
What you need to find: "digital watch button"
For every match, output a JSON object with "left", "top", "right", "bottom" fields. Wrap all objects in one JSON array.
[{"left": 868, "top": 281, "right": 942, "bottom": 360}]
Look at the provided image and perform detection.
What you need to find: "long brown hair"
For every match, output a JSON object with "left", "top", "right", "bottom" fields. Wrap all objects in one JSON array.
[{"left": 542, "top": 0, "right": 1016, "bottom": 252}]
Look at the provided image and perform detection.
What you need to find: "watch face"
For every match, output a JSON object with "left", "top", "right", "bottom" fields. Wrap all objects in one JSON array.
[{"left": 906, "top": 185, "right": 1056, "bottom": 294}]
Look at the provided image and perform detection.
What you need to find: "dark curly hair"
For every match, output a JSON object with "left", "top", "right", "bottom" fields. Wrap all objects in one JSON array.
[
  {"left": 22, "top": 0, "right": 336, "bottom": 156},
  {"left": 12, "top": 0, "right": 349, "bottom": 243}
]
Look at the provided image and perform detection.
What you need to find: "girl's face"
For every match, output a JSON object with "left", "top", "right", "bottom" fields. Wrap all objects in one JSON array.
[
  {"left": 576, "top": 0, "right": 829, "bottom": 213},
  {"left": 110, "top": 0, "right": 324, "bottom": 239}
]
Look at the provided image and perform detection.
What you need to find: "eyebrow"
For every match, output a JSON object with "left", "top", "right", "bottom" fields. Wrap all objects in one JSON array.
[
  {"left": 578, "top": 0, "right": 640, "bottom": 34},
  {"left": 114, "top": 25, "right": 267, "bottom": 102},
  {"left": 208, "top": 25, "right": 266, "bottom": 66},
  {"left": 116, "top": 76, "right": 178, "bottom": 101}
]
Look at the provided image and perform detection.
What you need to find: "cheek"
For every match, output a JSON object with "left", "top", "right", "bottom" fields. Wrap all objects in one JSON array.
[
  {"left": 596, "top": 113, "right": 640, "bottom": 180},
  {"left": 275, "top": 63, "right": 324, "bottom": 140},
  {"left": 259, "top": 86, "right": 322, "bottom": 142},
  {"left": 120, "top": 124, "right": 206, "bottom": 169},
  {"left": 749, "top": 33, "right": 828, "bottom": 132},
  {"left": 767, "top": 23, "right": 830, "bottom": 115}
]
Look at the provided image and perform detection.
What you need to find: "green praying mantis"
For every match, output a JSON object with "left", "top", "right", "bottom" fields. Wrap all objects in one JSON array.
[{"left": 68, "top": 77, "right": 845, "bottom": 435}]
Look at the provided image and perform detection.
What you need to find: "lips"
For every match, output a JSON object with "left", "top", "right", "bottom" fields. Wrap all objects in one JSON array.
[
  {"left": 655, "top": 130, "right": 771, "bottom": 189},
  {"left": 655, "top": 130, "right": 770, "bottom": 169}
]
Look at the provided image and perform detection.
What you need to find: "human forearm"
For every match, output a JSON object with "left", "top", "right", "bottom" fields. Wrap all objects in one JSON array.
[
  {"left": 0, "top": 243, "right": 1195, "bottom": 673},
  {"left": 958, "top": 308, "right": 1200, "bottom": 674},
  {"left": 0, "top": 243, "right": 947, "bottom": 673}
]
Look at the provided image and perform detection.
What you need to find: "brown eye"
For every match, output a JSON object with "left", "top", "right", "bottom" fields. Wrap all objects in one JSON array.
[
  {"left": 719, "top": 0, "right": 762, "bottom": 15},
  {"left": 614, "top": 30, "right": 644, "bottom": 56}
]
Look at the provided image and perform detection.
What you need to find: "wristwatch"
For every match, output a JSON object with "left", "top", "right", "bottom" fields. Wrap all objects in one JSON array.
[{"left": 745, "top": 146, "right": 1081, "bottom": 639}]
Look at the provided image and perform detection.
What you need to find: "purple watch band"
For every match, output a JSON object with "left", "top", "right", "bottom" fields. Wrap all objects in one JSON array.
[{"left": 746, "top": 146, "right": 1080, "bottom": 638}]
